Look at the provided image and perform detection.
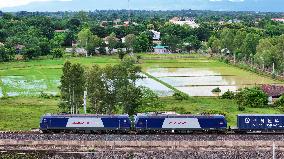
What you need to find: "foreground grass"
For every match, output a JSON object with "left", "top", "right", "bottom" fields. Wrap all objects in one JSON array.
[
  {"left": 0, "top": 97, "right": 58, "bottom": 131},
  {"left": 0, "top": 96, "right": 282, "bottom": 130}
]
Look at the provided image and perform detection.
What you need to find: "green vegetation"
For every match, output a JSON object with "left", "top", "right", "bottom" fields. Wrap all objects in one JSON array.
[
  {"left": 0, "top": 97, "right": 58, "bottom": 131},
  {"left": 235, "top": 87, "right": 269, "bottom": 108},
  {"left": 0, "top": 55, "right": 284, "bottom": 130}
]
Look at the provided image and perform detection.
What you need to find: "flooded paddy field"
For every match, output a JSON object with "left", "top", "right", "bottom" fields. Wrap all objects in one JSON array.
[
  {"left": 0, "top": 56, "right": 282, "bottom": 97},
  {"left": 143, "top": 57, "right": 284, "bottom": 96}
]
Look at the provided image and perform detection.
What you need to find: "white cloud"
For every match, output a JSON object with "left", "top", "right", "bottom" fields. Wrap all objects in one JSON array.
[{"left": 0, "top": 0, "right": 71, "bottom": 8}]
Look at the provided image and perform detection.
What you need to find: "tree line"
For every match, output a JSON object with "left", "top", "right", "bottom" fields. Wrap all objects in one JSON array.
[{"left": 59, "top": 57, "right": 162, "bottom": 115}]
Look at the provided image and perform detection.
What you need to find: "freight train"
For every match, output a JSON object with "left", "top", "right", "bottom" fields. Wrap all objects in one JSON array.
[{"left": 39, "top": 113, "right": 284, "bottom": 134}]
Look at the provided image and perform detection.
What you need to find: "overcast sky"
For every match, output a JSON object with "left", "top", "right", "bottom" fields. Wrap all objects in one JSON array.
[{"left": 0, "top": 0, "right": 283, "bottom": 12}]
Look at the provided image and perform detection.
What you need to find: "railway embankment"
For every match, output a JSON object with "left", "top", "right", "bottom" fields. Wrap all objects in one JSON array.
[{"left": 1, "top": 134, "right": 284, "bottom": 158}]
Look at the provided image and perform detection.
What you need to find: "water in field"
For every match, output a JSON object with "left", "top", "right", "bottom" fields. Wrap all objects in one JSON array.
[
  {"left": 136, "top": 74, "right": 174, "bottom": 97},
  {"left": 0, "top": 76, "right": 59, "bottom": 97},
  {"left": 146, "top": 67, "right": 283, "bottom": 96},
  {"left": 0, "top": 74, "right": 173, "bottom": 97}
]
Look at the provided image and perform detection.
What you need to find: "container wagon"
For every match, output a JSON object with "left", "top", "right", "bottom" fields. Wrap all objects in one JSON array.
[{"left": 237, "top": 114, "right": 284, "bottom": 133}]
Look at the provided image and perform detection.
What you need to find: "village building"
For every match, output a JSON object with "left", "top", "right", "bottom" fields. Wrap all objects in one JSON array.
[
  {"left": 150, "top": 30, "right": 161, "bottom": 40},
  {"left": 54, "top": 29, "right": 69, "bottom": 33},
  {"left": 65, "top": 48, "right": 87, "bottom": 56},
  {"left": 271, "top": 18, "right": 284, "bottom": 23},
  {"left": 169, "top": 17, "right": 199, "bottom": 28},
  {"left": 261, "top": 84, "right": 284, "bottom": 104},
  {"left": 153, "top": 45, "right": 171, "bottom": 54}
]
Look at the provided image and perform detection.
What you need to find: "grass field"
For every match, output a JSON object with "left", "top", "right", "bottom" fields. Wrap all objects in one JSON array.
[
  {"left": 0, "top": 97, "right": 58, "bottom": 131},
  {"left": 0, "top": 54, "right": 283, "bottom": 130}
]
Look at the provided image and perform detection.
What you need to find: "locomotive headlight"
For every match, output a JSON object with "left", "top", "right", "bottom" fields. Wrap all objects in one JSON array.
[{"left": 220, "top": 122, "right": 223, "bottom": 125}]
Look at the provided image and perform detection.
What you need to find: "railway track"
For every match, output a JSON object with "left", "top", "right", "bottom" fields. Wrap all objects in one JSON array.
[{"left": 2, "top": 132, "right": 284, "bottom": 141}]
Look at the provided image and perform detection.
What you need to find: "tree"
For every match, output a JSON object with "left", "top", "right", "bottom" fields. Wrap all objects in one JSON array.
[
  {"left": 87, "top": 58, "right": 144, "bottom": 115},
  {"left": 161, "top": 34, "right": 181, "bottom": 53},
  {"left": 208, "top": 36, "right": 221, "bottom": 54},
  {"left": 59, "top": 61, "right": 85, "bottom": 113},
  {"left": 220, "top": 28, "right": 235, "bottom": 53},
  {"left": 87, "top": 35, "right": 104, "bottom": 55},
  {"left": 0, "top": 46, "right": 14, "bottom": 62},
  {"left": 51, "top": 48, "right": 64, "bottom": 59},
  {"left": 134, "top": 32, "right": 152, "bottom": 53},
  {"left": 78, "top": 28, "right": 93, "bottom": 48},
  {"left": 183, "top": 35, "right": 201, "bottom": 52},
  {"left": 124, "top": 34, "right": 137, "bottom": 51},
  {"left": 233, "top": 30, "right": 246, "bottom": 53},
  {"left": 106, "top": 32, "right": 118, "bottom": 54},
  {"left": 235, "top": 87, "right": 268, "bottom": 108},
  {"left": 117, "top": 49, "right": 127, "bottom": 60},
  {"left": 240, "top": 33, "right": 260, "bottom": 59}
]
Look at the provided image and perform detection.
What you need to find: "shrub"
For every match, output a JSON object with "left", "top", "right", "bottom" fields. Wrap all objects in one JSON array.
[
  {"left": 201, "top": 110, "right": 227, "bottom": 116},
  {"left": 274, "top": 95, "right": 284, "bottom": 107},
  {"left": 173, "top": 92, "right": 189, "bottom": 101},
  {"left": 40, "top": 91, "right": 55, "bottom": 99},
  {"left": 235, "top": 87, "right": 268, "bottom": 108},
  {"left": 221, "top": 90, "right": 235, "bottom": 99},
  {"left": 172, "top": 106, "right": 186, "bottom": 114},
  {"left": 238, "top": 106, "right": 246, "bottom": 111},
  {"left": 212, "top": 87, "right": 221, "bottom": 93},
  {"left": 52, "top": 48, "right": 64, "bottom": 59}
]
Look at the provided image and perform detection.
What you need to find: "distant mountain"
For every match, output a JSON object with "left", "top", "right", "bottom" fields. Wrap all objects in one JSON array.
[{"left": 1, "top": 0, "right": 284, "bottom": 12}]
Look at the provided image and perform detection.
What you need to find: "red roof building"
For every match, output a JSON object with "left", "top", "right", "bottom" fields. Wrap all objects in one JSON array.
[{"left": 261, "top": 84, "right": 284, "bottom": 98}]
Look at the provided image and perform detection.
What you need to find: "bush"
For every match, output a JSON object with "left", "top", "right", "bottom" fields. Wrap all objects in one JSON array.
[
  {"left": 173, "top": 92, "right": 189, "bottom": 101},
  {"left": 221, "top": 90, "right": 235, "bottom": 99},
  {"left": 274, "top": 95, "right": 284, "bottom": 107},
  {"left": 235, "top": 87, "right": 268, "bottom": 108},
  {"left": 52, "top": 48, "right": 64, "bottom": 59},
  {"left": 212, "top": 87, "right": 221, "bottom": 93},
  {"left": 172, "top": 106, "right": 186, "bottom": 114},
  {"left": 201, "top": 110, "right": 227, "bottom": 116},
  {"left": 238, "top": 105, "right": 246, "bottom": 111},
  {"left": 40, "top": 91, "right": 55, "bottom": 99}
]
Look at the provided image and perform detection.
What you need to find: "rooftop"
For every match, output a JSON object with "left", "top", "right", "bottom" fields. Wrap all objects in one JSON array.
[{"left": 261, "top": 84, "right": 284, "bottom": 98}]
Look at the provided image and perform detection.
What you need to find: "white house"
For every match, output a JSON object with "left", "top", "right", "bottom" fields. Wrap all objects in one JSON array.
[
  {"left": 150, "top": 30, "right": 161, "bottom": 40},
  {"left": 169, "top": 17, "right": 199, "bottom": 28}
]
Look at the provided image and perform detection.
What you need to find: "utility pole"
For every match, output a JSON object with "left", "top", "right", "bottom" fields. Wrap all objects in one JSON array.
[
  {"left": 69, "top": 87, "right": 72, "bottom": 114},
  {"left": 273, "top": 142, "right": 276, "bottom": 159},
  {"left": 72, "top": 88, "right": 75, "bottom": 114},
  {"left": 273, "top": 63, "right": 275, "bottom": 74},
  {"left": 83, "top": 88, "right": 87, "bottom": 114}
]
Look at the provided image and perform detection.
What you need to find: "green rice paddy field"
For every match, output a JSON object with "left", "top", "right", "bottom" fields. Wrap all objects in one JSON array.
[{"left": 0, "top": 54, "right": 283, "bottom": 130}]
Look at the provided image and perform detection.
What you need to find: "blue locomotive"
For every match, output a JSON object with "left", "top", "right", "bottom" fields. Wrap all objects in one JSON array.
[
  {"left": 40, "top": 114, "right": 131, "bottom": 133},
  {"left": 134, "top": 113, "right": 227, "bottom": 133},
  {"left": 40, "top": 113, "right": 284, "bottom": 133}
]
